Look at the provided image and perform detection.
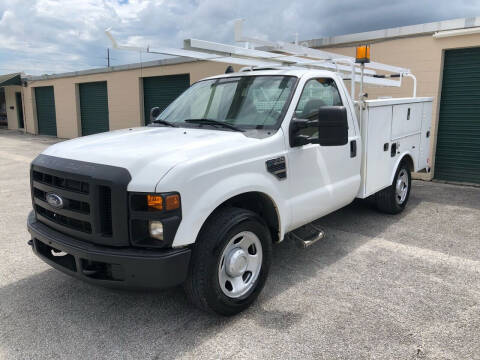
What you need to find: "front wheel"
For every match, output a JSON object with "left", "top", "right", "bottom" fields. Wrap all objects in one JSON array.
[
  {"left": 184, "top": 207, "right": 272, "bottom": 316},
  {"left": 375, "top": 161, "right": 412, "bottom": 214}
]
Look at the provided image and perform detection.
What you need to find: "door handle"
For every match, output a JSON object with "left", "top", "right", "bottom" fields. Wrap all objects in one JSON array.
[{"left": 350, "top": 140, "right": 357, "bottom": 158}]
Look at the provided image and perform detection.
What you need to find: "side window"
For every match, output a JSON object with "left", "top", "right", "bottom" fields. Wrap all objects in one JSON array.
[
  {"left": 294, "top": 78, "right": 343, "bottom": 138},
  {"left": 295, "top": 78, "right": 343, "bottom": 119}
]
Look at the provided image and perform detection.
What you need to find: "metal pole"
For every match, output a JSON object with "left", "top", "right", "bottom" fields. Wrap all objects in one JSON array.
[
  {"left": 351, "top": 62, "right": 355, "bottom": 100},
  {"left": 359, "top": 63, "right": 364, "bottom": 99},
  {"left": 405, "top": 73, "right": 417, "bottom": 97},
  {"left": 107, "top": 48, "right": 110, "bottom": 67},
  {"left": 358, "top": 63, "right": 365, "bottom": 128}
]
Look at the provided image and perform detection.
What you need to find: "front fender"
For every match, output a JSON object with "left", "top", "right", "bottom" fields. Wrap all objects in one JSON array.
[{"left": 171, "top": 172, "right": 288, "bottom": 247}]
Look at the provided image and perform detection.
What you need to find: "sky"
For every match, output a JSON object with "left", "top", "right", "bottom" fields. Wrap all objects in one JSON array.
[{"left": 0, "top": 0, "right": 479, "bottom": 75}]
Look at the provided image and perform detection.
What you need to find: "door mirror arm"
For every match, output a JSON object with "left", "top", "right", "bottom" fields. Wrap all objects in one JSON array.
[
  {"left": 289, "top": 118, "right": 319, "bottom": 147},
  {"left": 292, "top": 118, "right": 319, "bottom": 129}
]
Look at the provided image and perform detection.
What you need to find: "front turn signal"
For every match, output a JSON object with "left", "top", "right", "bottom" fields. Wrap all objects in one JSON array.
[
  {"left": 165, "top": 194, "right": 180, "bottom": 211},
  {"left": 147, "top": 194, "right": 163, "bottom": 210}
]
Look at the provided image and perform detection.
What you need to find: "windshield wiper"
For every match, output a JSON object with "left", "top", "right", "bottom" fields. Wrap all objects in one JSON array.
[
  {"left": 151, "top": 118, "right": 177, "bottom": 127},
  {"left": 184, "top": 118, "right": 244, "bottom": 132}
]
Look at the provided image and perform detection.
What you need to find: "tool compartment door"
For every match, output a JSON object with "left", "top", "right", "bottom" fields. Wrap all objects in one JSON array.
[
  {"left": 362, "top": 105, "right": 393, "bottom": 197},
  {"left": 391, "top": 102, "right": 422, "bottom": 139},
  {"left": 418, "top": 101, "right": 433, "bottom": 170}
]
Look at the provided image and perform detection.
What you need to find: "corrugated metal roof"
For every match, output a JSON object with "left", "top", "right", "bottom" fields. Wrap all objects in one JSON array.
[
  {"left": 27, "top": 57, "right": 197, "bottom": 82},
  {"left": 0, "top": 73, "right": 22, "bottom": 86},
  {"left": 303, "top": 17, "right": 480, "bottom": 48}
]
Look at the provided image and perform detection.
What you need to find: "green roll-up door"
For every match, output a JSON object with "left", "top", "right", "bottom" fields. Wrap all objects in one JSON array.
[
  {"left": 143, "top": 74, "right": 190, "bottom": 125},
  {"left": 79, "top": 81, "right": 109, "bottom": 136},
  {"left": 35, "top": 86, "right": 57, "bottom": 136},
  {"left": 435, "top": 47, "right": 480, "bottom": 184}
]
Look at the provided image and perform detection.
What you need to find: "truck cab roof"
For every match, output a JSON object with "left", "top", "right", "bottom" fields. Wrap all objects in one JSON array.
[{"left": 202, "top": 68, "right": 339, "bottom": 81}]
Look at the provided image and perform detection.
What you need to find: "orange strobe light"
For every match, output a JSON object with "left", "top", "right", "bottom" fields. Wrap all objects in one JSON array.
[{"left": 355, "top": 45, "right": 370, "bottom": 64}]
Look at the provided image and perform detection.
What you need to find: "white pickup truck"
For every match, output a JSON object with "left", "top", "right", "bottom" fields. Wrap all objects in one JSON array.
[{"left": 27, "top": 67, "right": 432, "bottom": 315}]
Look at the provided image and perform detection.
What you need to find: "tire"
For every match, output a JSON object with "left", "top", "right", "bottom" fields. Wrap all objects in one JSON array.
[
  {"left": 375, "top": 161, "right": 412, "bottom": 214},
  {"left": 184, "top": 207, "right": 272, "bottom": 316}
]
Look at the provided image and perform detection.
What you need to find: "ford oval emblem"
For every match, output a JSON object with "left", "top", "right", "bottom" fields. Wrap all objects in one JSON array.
[{"left": 46, "top": 193, "right": 64, "bottom": 209}]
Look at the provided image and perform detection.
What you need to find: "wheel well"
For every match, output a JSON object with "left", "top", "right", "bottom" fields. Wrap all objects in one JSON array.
[
  {"left": 213, "top": 192, "right": 280, "bottom": 243},
  {"left": 401, "top": 154, "right": 414, "bottom": 172}
]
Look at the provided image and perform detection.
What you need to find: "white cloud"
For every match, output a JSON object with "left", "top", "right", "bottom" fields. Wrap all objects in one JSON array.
[{"left": 0, "top": 0, "right": 477, "bottom": 75}]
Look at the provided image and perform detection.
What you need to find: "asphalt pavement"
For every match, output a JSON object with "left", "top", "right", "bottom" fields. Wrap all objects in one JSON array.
[{"left": 0, "top": 129, "right": 479, "bottom": 359}]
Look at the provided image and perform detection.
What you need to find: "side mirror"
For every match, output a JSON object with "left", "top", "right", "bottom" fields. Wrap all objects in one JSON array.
[
  {"left": 289, "top": 118, "right": 319, "bottom": 147},
  {"left": 317, "top": 106, "right": 348, "bottom": 146},
  {"left": 150, "top": 106, "right": 161, "bottom": 122},
  {"left": 289, "top": 106, "right": 348, "bottom": 147}
]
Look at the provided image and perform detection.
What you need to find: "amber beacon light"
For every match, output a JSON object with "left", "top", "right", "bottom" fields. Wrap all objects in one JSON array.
[{"left": 355, "top": 45, "right": 371, "bottom": 64}]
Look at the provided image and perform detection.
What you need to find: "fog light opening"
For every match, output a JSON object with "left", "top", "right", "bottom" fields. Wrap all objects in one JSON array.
[{"left": 149, "top": 221, "right": 164, "bottom": 241}]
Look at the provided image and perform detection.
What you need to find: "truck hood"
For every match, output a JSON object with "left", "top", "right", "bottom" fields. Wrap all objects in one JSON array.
[{"left": 42, "top": 127, "right": 258, "bottom": 190}]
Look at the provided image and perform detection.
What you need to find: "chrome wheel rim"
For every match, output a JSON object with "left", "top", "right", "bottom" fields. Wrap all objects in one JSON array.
[
  {"left": 395, "top": 169, "right": 409, "bottom": 205},
  {"left": 218, "top": 231, "right": 263, "bottom": 299}
]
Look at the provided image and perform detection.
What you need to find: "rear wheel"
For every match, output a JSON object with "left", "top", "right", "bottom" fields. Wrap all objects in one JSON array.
[
  {"left": 375, "top": 161, "right": 411, "bottom": 214},
  {"left": 184, "top": 207, "right": 272, "bottom": 316}
]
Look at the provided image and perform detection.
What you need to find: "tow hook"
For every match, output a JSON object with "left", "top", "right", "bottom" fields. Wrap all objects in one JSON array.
[{"left": 27, "top": 239, "right": 33, "bottom": 247}]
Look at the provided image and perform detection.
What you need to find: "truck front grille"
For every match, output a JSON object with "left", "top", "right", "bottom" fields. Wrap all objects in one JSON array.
[
  {"left": 32, "top": 169, "right": 112, "bottom": 241},
  {"left": 30, "top": 155, "right": 132, "bottom": 247},
  {"left": 33, "top": 170, "right": 89, "bottom": 194},
  {"left": 35, "top": 205, "right": 92, "bottom": 233},
  {"left": 33, "top": 187, "right": 90, "bottom": 214}
]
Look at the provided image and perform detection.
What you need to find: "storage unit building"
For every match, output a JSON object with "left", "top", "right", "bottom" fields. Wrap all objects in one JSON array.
[
  {"left": 0, "top": 73, "right": 24, "bottom": 130},
  {"left": 22, "top": 59, "right": 230, "bottom": 139}
]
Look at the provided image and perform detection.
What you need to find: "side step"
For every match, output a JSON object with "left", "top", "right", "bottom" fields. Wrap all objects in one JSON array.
[{"left": 288, "top": 223, "right": 326, "bottom": 248}]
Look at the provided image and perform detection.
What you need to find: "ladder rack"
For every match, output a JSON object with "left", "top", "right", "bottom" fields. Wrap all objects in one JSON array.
[{"left": 105, "top": 20, "right": 417, "bottom": 100}]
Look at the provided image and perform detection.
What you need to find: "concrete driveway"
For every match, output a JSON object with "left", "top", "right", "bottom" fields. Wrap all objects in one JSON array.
[{"left": 0, "top": 129, "right": 479, "bottom": 360}]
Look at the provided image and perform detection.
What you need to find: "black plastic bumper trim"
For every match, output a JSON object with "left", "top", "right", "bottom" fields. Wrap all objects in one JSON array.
[{"left": 27, "top": 212, "right": 191, "bottom": 289}]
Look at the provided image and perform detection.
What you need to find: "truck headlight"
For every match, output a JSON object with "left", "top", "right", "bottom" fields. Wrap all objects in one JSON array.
[
  {"left": 149, "top": 221, "right": 164, "bottom": 240},
  {"left": 129, "top": 192, "right": 182, "bottom": 248}
]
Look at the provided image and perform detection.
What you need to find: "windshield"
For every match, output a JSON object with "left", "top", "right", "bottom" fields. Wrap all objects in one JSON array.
[{"left": 156, "top": 75, "right": 297, "bottom": 130}]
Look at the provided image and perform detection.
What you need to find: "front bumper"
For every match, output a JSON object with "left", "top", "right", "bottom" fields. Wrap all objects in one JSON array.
[{"left": 27, "top": 212, "right": 191, "bottom": 289}]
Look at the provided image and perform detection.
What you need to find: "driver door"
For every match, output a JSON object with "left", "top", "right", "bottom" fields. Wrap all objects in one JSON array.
[{"left": 286, "top": 77, "right": 361, "bottom": 229}]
